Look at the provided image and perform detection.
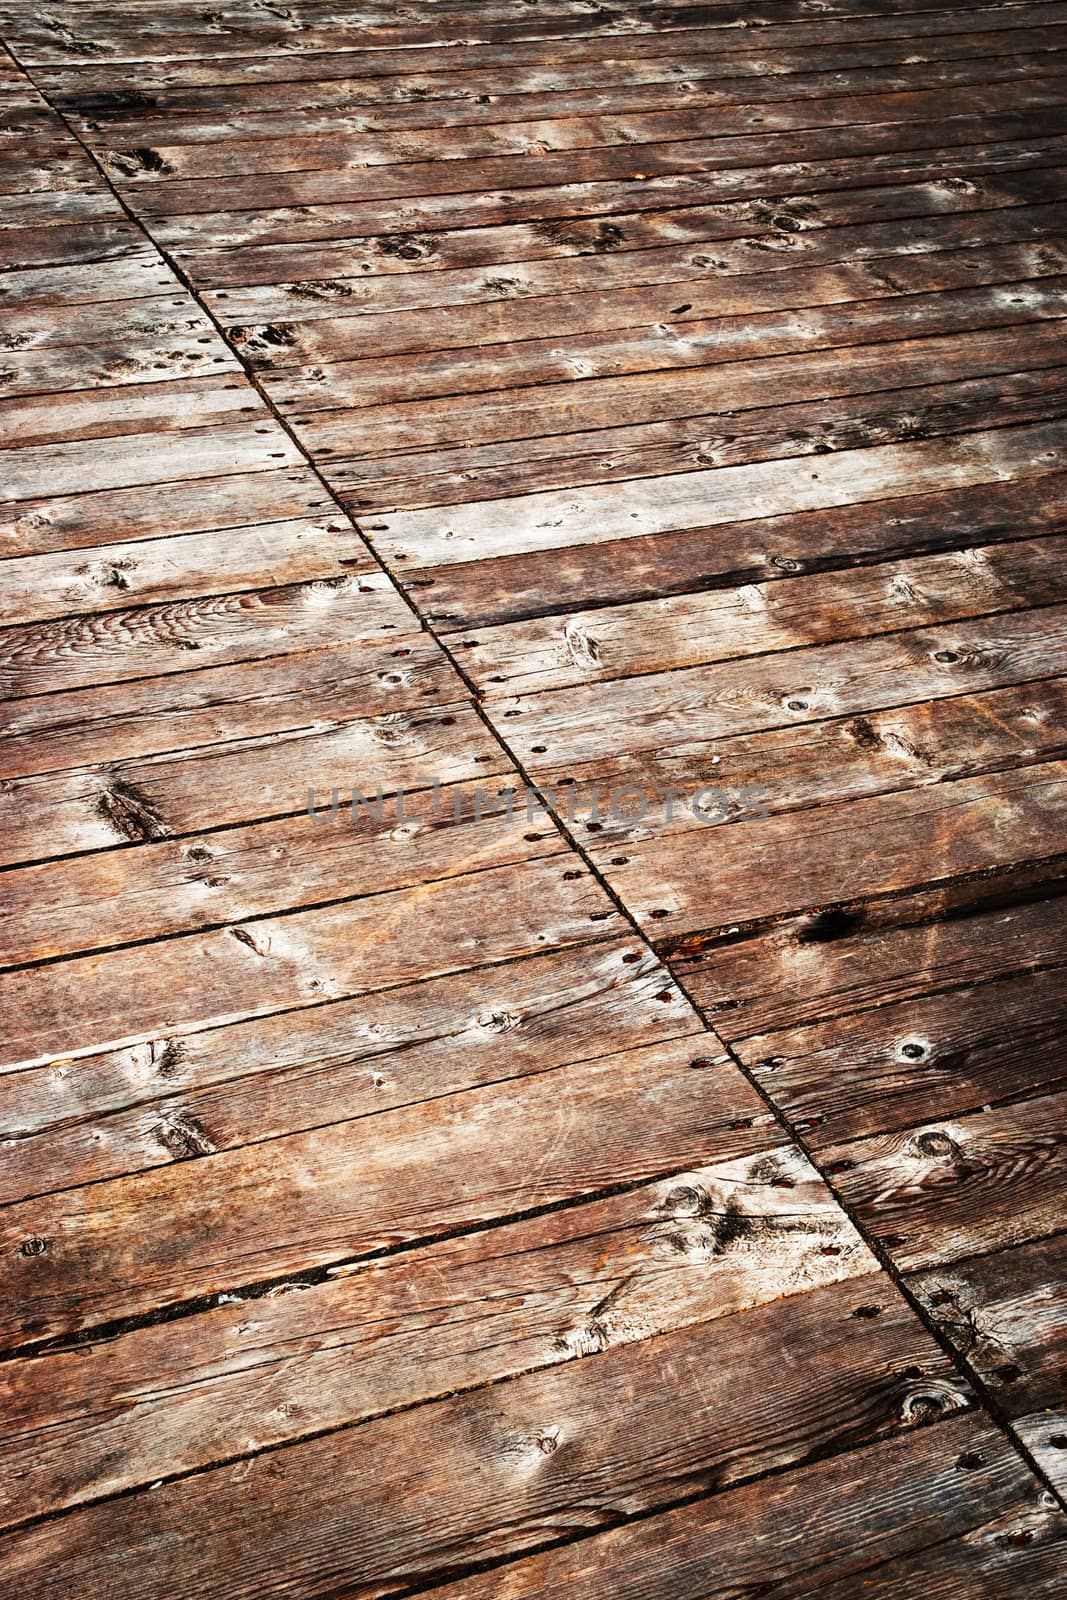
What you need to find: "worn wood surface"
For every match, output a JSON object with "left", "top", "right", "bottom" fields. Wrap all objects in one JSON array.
[{"left": 1, "top": 4, "right": 1065, "bottom": 1596}]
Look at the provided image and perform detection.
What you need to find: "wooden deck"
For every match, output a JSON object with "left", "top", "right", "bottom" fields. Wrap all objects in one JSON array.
[{"left": 1, "top": 1, "right": 1066, "bottom": 1593}]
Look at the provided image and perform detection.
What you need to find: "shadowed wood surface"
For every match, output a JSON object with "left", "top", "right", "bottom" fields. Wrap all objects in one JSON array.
[{"left": 0, "top": 4, "right": 1065, "bottom": 1597}]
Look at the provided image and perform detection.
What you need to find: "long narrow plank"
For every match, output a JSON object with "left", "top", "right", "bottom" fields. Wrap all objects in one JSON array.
[
  {"left": 0, "top": 776, "right": 564, "bottom": 968},
  {"left": 0, "top": 419, "right": 303, "bottom": 503},
  {"left": 738, "top": 966, "right": 1067, "bottom": 1145},
  {"left": 68, "top": 48, "right": 1067, "bottom": 148},
  {"left": 0, "top": 854, "right": 619, "bottom": 1067},
  {"left": 31, "top": 2, "right": 1067, "bottom": 90},
  {"left": 301, "top": 322, "right": 1067, "bottom": 472},
  {"left": 413, "top": 469, "right": 1067, "bottom": 630},
  {"left": 0, "top": 691, "right": 502, "bottom": 864},
  {"left": 230, "top": 244, "right": 1067, "bottom": 374},
  {"left": 94, "top": 81, "right": 1067, "bottom": 186},
  {"left": 366, "top": 420, "right": 1067, "bottom": 568},
  {"left": 0, "top": 1274, "right": 971, "bottom": 1600},
  {"left": 0, "top": 374, "right": 265, "bottom": 450},
  {"left": 422, "top": 1414, "right": 1066, "bottom": 1600},
  {"left": 0, "top": 573, "right": 423, "bottom": 698},
  {"left": 0, "top": 516, "right": 372, "bottom": 624},
  {"left": 534, "top": 675, "right": 1067, "bottom": 859},
  {"left": 914, "top": 1235, "right": 1067, "bottom": 1494},
  {"left": 0, "top": 605, "right": 444, "bottom": 757},
  {"left": 0, "top": 1034, "right": 759, "bottom": 1347},
  {"left": 605, "top": 759, "right": 1067, "bottom": 940},
  {"left": 339, "top": 363, "right": 1067, "bottom": 512},
  {"left": 677, "top": 878, "right": 1067, "bottom": 1039},
  {"left": 176, "top": 163, "right": 1067, "bottom": 292},
  {"left": 202, "top": 199, "right": 1067, "bottom": 324},
  {"left": 458, "top": 536, "right": 1067, "bottom": 697},
  {"left": 128, "top": 109, "right": 1067, "bottom": 217},
  {"left": 12, "top": 0, "right": 1054, "bottom": 65},
  {"left": 0, "top": 937, "right": 690, "bottom": 1201},
  {"left": 148, "top": 131, "right": 1067, "bottom": 252},
  {"left": 50, "top": 26, "right": 1067, "bottom": 118},
  {"left": 495, "top": 606, "right": 1067, "bottom": 771},
  {"left": 0, "top": 466, "right": 328, "bottom": 557},
  {"left": 0, "top": 1141, "right": 873, "bottom": 1527},
  {"left": 0, "top": 250, "right": 176, "bottom": 309}
]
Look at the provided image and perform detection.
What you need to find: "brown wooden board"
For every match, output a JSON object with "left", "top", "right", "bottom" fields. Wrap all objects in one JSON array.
[
  {"left": 0, "top": 1275, "right": 973, "bottom": 1598},
  {"left": 2, "top": 3, "right": 1066, "bottom": 1589},
  {"left": 0, "top": 1141, "right": 874, "bottom": 1526}
]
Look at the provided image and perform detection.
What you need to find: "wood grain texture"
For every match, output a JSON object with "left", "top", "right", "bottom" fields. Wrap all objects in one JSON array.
[
  {"left": 0, "top": 937, "right": 692, "bottom": 1202},
  {"left": 0, "top": 1035, "right": 765, "bottom": 1349},
  {"left": 913, "top": 1235, "right": 1067, "bottom": 1495},
  {"left": 0, "top": 1274, "right": 972, "bottom": 1599},
  {"left": 2, "top": 6, "right": 1066, "bottom": 1590},
  {"left": 423, "top": 1415, "right": 1067, "bottom": 1600},
  {"left": 0, "top": 1142, "right": 872, "bottom": 1527},
  {"left": 824, "top": 1088, "right": 1067, "bottom": 1271}
]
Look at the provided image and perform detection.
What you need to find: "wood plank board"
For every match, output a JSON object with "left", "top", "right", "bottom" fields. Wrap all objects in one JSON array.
[
  {"left": 2, "top": 6, "right": 1066, "bottom": 1593},
  {"left": 0, "top": 1275, "right": 973, "bottom": 1598}
]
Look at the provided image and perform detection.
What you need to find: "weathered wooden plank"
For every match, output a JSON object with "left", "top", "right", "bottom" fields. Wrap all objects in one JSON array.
[
  {"left": 677, "top": 876, "right": 1067, "bottom": 1040},
  {"left": 232, "top": 246, "right": 1067, "bottom": 385},
  {"left": 825, "top": 1087, "right": 1067, "bottom": 1270},
  {"left": 0, "top": 218, "right": 146, "bottom": 269},
  {"left": 0, "top": 145, "right": 94, "bottom": 197},
  {"left": 0, "top": 291, "right": 238, "bottom": 396},
  {"left": 0, "top": 852, "right": 619, "bottom": 1069},
  {"left": 0, "top": 189, "right": 120, "bottom": 231},
  {"left": 0, "top": 374, "right": 265, "bottom": 450},
  {"left": 0, "top": 418, "right": 303, "bottom": 503},
  {"left": 411, "top": 468, "right": 1067, "bottom": 630},
  {"left": 0, "top": 333, "right": 239, "bottom": 397},
  {"left": 11, "top": 0, "right": 1055, "bottom": 66},
  {"left": 913, "top": 1234, "right": 1067, "bottom": 1495},
  {"left": 0, "top": 1273, "right": 970, "bottom": 1599},
  {"left": 200, "top": 200, "right": 1067, "bottom": 335},
  {"left": 0, "top": 776, "right": 567, "bottom": 968},
  {"left": 0, "top": 1140, "right": 875, "bottom": 1527},
  {"left": 421, "top": 1414, "right": 1065, "bottom": 1600},
  {"left": 147, "top": 131, "right": 1067, "bottom": 252},
  {"left": 129, "top": 109, "right": 1067, "bottom": 220},
  {"left": 202, "top": 199, "right": 1067, "bottom": 325},
  {"left": 0, "top": 1033, "right": 765, "bottom": 1345},
  {"left": 606, "top": 759, "right": 1067, "bottom": 941},
  {"left": 62, "top": 50, "right": 1067, "bottom": 154},
  {"left": 496, "top": 605, "right": 1067, "bottom": 772},
  {"left": 335, "top": 363, "right": 1067, "bottom": 513},
  {"left": 740, "top": 966, "right": 1067, "bottom": 1146},
  {"left": 0, "top": 290, "right": 217, "bottom": 349},
  {"left": 0, "top": 937, "right": 692, "bottom": 1201},
  {"left": 22, "top": 1, "right": 1067, "bottom": 77},
  {"left": 0, "top": 515, "right": 375, "bottom": 625},
  {"left": 535, "top": 675, "right": 1067, "bottom": 860},
  {"left": 178, "top": 163, "right": 1067, "bottom": 289},
  {"left": 93, "top": 81, "right": 1067, "bottom": 187},
  {"left": 298, "top": 321, "right": 1067, "bottom": 478},
  {"left": 458, "top": 536, "right": 1067, "bottom": 697},
  {"left": 61, "top": 34, "right": 1067, "bottom": 138},
  {"left": 0, "top": 570, "right": 419, "bottom": 699},
  {"left": 366, "top": 420, "right": 1067, "bottom": 568},
  {"left": 0, "top": 686, "right": 500, "bottom": 864},
  {"left": 0, "top": 249, "right": 172, "bottom": 309},
  {"left": 0, "top": 466, "right": 327, "bottom": 556}
]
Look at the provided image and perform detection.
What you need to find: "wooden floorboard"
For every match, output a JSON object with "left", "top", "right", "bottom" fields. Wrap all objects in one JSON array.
[{"left": 0, "top": 5, "right": 1065, "bottom": 1595}]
